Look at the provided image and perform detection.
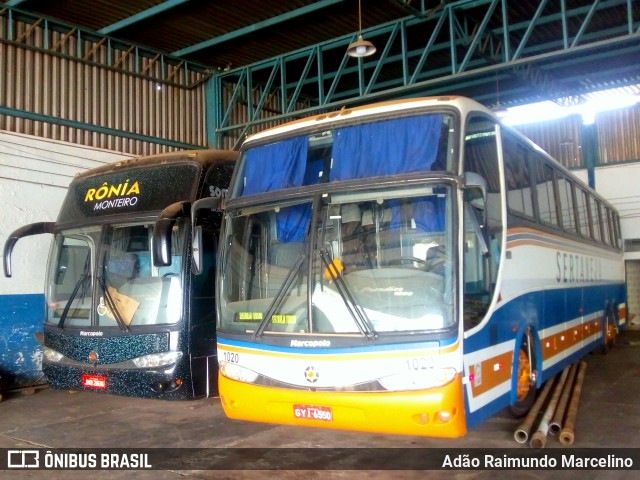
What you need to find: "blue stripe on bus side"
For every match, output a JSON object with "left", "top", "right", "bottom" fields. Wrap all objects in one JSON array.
[
  {"left": 463, "top": 282, "right": 625, "bottom": 429},
  {"left": 464, "top": 283, "right": 624, "bottom": 356}
]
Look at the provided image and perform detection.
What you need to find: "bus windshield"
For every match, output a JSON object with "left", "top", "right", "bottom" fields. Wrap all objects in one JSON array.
[
  {"left": 219, "top": 183, "right": 454, "bottom": 336},
  {"left": 47, "top": 220, "right": 187, "bottom": 328}
]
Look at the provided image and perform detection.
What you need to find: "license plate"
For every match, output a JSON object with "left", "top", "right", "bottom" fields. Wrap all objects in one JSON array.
[
  {"left": 82, "top": 374, "right": 107, "bottom": 389},
  {"left": 293, "top": 404, "right": 333, "bottom": 422}
]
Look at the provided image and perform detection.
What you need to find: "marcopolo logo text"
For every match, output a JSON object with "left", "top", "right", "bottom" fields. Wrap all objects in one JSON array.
[{"left": 290, "top": 339, "right": 331, "bottom": 348}]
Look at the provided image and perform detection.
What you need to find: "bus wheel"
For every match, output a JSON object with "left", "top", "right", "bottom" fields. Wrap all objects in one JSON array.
[{"left": 510, "top": 339, "right": 537, "bottom": 417}]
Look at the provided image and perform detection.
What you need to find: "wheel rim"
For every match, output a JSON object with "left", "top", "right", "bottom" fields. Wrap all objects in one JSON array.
[{"left": 516, "top": 348, "right": 531, "bottom": 402}]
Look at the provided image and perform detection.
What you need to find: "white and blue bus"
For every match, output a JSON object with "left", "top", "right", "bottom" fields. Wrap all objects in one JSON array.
[
  {"left": 213, "top": 97, "right": 625, "bottom": 437},
  {"left": 4, "top": 149, "right": 237, "bottom": 399}
]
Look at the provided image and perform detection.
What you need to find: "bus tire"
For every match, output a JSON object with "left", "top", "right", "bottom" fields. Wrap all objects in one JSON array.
[{"left": 510, "top": 334, "right": 537, "bottom": 418}]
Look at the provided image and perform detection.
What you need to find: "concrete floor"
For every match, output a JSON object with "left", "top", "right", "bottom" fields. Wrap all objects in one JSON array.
[{"left": 1, "top": 328, "right": 640, "bottom": 480}]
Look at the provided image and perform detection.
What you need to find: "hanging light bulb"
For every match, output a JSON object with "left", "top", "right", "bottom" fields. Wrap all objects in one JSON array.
[
  {"left": 347, "top": 0, "right": 376, "bottom": 58},
  {"left": 347, "top": 35, "right": 376, "bottom": 58}
]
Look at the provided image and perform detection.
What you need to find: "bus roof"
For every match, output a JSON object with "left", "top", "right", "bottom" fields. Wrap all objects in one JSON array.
[
  {"left": 243, "top": 96, "right": 495, "bottom": 146},
  {"left": 73, "top": 149, "right": 238, "bottom": 181}
]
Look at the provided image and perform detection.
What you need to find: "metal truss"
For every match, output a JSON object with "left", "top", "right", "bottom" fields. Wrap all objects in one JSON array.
[
  {"left": 213, "top": 0, "right": 640, "bottom": 149},
  {"left": 0, "top": 4, "right": 211, "bottom": 89}
]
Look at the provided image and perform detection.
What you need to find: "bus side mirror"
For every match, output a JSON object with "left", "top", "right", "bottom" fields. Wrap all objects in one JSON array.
[
  {"left": 152, "top": 201, "right": 191, "bottom": 267},
  {"left": 464, "top": 172, "right": 487, "bottom": 207},
  {"left": 190, "top": 197, "right": 223, "bottom": 275},
  {"left": 3, "top": 222, "right": 55, "bottom": 278},
  {"left": 152, "top": 218, "right": 175, "bottom": 267}
]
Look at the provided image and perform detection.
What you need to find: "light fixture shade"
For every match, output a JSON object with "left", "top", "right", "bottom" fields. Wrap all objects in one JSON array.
[{"left": 347, "top": 35, "right": 376, "bottom": 58}]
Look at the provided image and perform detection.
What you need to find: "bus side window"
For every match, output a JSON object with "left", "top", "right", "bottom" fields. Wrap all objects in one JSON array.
[
  {"left": 462, "top": 116, "right": 503, "bottom": 330},
  {"left": 502, "top": 131, "right": 535, "bottom": 218}
]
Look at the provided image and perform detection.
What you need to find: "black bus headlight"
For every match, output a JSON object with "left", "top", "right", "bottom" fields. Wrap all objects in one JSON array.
[{"left": 43, "top": 346, "right": 65, "bottom": 363}]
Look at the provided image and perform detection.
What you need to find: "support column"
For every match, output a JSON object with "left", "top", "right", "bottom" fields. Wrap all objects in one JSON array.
[
  {"left": 581, "top": 122, "right": 599, "bottom": 189},
  {"left": 205, "top": 74, "right": 219, "bottom": 149}
]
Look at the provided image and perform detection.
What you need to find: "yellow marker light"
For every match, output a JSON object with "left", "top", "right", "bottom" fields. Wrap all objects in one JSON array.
[
  {"left": 412, "top": 413, "right": 430, "bottom": 425},
  {"left": 323, "top": 258, "right": 344, "bottom": 281}
]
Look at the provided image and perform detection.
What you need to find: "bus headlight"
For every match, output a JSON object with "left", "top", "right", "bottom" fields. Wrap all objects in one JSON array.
[
  {"left": 43, "top": 347, "right": 64, "bottom": 363},
  {"left": 131, "top": 351, "right": 183, "bottom": 368},
  {"left": 220, "top": 362, "right": 259, "bottom": 383},
  {"left": 378, "top": 368, "right": 456, "bottom": 391}
]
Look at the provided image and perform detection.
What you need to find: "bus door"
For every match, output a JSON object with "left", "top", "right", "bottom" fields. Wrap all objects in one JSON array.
[
  {"left": 187, "top": 163, "right": 235, "bottom": 397},
  {"left": 189, "top": 221, "right": 220, "bottom": 397},
  {"left": 461, "top": 116, "right": 503, "bottom": 332}
]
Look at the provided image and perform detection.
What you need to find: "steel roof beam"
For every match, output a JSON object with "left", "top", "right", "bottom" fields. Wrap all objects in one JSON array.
[
  {"left": 172, "top": 0, "right": 345, "bottom": 57},
  {"left": 0, "top": 106, "right": 203, "bottom": 150},
  {"left": 224, "top": 4, "right": 627, "bottom": 105},
  {"left": 213, "top": 0, "right": 640, "bottom": 140},
  {"left": 0, "top": 4, "right": 211, "bottom": 87},
  {"left": 98, "top": 0, "right": 191, "bottom": 35},
  {"left": 221, "top": 22, "right": 633, "bottom": 106}
]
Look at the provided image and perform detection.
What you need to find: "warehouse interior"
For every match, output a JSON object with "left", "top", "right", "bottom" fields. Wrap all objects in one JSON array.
[{"left": 1, "top": 1, "right": 640, "bottom": 473}]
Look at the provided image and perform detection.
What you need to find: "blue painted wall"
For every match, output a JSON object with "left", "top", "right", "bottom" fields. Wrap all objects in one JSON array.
[
  {"left": 0, "top": 294, "right": 46, "bottom": 389},
  {"left": 1, "top": 132, "right": 132, "bottom": 392}
]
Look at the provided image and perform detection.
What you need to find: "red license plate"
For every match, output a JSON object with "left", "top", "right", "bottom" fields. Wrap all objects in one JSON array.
[
  {"left": 293, "top": 404, "right": 333, "bottom": 422},
  {"left": 82, "top": 374, "right": 107, "bottom": 389}
]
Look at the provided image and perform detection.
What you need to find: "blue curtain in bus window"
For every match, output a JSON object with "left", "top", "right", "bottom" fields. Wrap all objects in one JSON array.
[
  {"left": 387, "top": 201, "right": 404, "bottom": 231},
  {"left": 277, "top": 204, "right": 311, "bottom": 242},
  {"left": 387, "top": 198, "right": 444, "bottom": 233},
  {"left": 242, "top": 137, "right": 308, "bottom": 194},
  {"left": 303, "top": 154, "right": 324, "bottom": 185},
  {"left": 331, "top": 114, "right": 443, "bottom": 180},
  {"left": 413, "top": 197, "right": 445, "bottom": 232}
]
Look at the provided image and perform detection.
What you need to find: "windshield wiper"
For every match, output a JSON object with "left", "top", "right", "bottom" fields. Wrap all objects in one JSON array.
[
  {"left": 97, "top": 276, "right": 130, "bottom": 332},
  {"left": 319, "top": 248, "right": 377, "bottom": 339},
  {"left": 57, "top": 273, "right": 90, "bottom": 329},
  {"left": 58, "top": 255, "right": 91, "bottom": 329},
  {"left": 253, "top": 253, "right": 305, "bottom": 338}
]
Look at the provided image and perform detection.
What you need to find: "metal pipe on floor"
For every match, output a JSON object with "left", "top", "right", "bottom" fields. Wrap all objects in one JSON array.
[
  {"left": 559, "top": 360, "right": 588, "bottom": 446},
  {"left": 549, "top": 361, "right": 578, "bottom": 436},
  {"left": 530, "top": 365, "right": 570, "bottom": 448},
  {"left": 513, "top": 375, "right": 555, "bottom": 444}
]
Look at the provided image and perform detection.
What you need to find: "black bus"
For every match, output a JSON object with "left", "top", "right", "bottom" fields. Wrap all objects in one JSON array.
[{"left": 4, "top": 149, "right": 238, "bottom": 399}]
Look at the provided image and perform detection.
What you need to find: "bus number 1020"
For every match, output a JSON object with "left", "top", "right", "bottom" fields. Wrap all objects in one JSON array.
[
  {"left": 222, "top": 351, "right": 239, "bottom": 363},
  {"left": 406, "top": 357, "right": 435, "bottom": 371}
]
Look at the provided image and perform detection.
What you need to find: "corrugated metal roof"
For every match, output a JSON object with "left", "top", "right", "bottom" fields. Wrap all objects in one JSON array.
[
  {"left": 2, "top": 0, "right": 639, "bottom": 107},
  {"left": 1, "top": 0, "right": 411, "bottom": 69}
]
